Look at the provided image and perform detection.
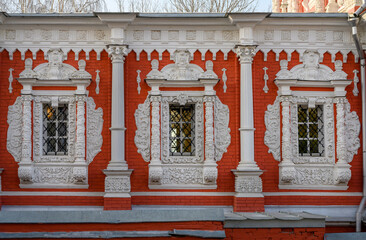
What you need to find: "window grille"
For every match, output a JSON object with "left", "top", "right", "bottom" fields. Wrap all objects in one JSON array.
[
  {"left": 43, "top": 103, "right": 68, "bottom": 155},
  {"left": 298, "top": 105, "right": 324, "bottom": 156},
  {"left": 169, "top": 104, "right": 195, "bottom": 156}
]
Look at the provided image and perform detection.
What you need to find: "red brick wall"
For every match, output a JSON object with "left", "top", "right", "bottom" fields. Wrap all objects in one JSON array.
[{"left": 0, "top": 48, "right": 363, "bottom": 208}]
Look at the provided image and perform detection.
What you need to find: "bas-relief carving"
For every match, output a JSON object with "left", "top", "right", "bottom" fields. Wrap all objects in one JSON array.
[
  {"left": 264, "top": 94, "right": 360, "bottom": 188},
  {"left": 105, "top": 176, "right": 131, "bottom": 193},
  {"left": 134, "top": 98, "right": 151, "bottom": 162},
  {"left": 7, "top": 97, "right": 23, "bottom": 163},
  {"left": 19, "top": 49, "right": 92, "bottom": 80},
  {"left": 276, "top": 50, "right": 348, "bottom": 80},
  {"left": 146, "top": 50, "right": 218, "bottom": 81},
  {"left": 86, "top": 97, "right": 103, "bottom": 165},
  {"left": 135, "top": 93, "right": 230, "bottom": 187},
  {"left": 235, "top": 176, "right": 263, "bottom": 193}
]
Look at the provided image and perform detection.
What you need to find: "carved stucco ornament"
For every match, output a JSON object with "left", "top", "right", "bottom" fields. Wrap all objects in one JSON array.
[
  {"left": 134, "top": 94, "right": 230, "bottom": 188},
  {"left": 276, "top": 50, "right": 347, "bottom": 80},
  {"left": 7, "top": 97, "right": 23, "bottom": 163},
  {"left": 19, "top": 49, "right": 92, "bottom": 80},
  {"left": 146, "top": 50, "right": 218, "bottom": 81}
]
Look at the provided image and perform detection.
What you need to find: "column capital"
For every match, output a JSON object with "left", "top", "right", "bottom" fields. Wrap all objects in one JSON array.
[
  {"left": 235, "top": 45, "right": 257, "bottom": 64},
  {"left": 107, "top": 44, "right": 129, "bottom": 63}
]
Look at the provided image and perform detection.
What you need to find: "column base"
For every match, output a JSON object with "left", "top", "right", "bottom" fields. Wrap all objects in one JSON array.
[
  {"left": 103, "top": 169, "right": 133, "bottom": 211},
  {"left": 232, "top": 170, "right": 264, "bottom": 212}
]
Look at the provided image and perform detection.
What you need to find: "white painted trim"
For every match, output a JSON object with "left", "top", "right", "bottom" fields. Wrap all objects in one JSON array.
[
  {"left": 1, "top": 191, "right": 362, "bottom": 197},
  {"left": 1, "top": 191, "right": 104, "bottom": 196},
  {"left": 292, "top": 91, "right": 335, "bottom": 97},
  {"left": 263, "top": 192, "right": 362, "bottom": 196},
  {"left": 19, "top": 184, "right": 89, "bottom": 189},
  {"left": 32, "top": 90, "right": 76, "bottom": 96},
  {"left": 148, "top": 185, "right": 218, "bottom": 190},
  {"left": 278, "top": 185, "right": 349, "bottom": 190}
]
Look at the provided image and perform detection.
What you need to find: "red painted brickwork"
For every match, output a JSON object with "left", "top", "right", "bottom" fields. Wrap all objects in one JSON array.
[
  {"left": 252, "top": 50, "right": 363, "bottom": 202},
  {"left": 0, "top": 49, "right": 111, "bottom": 195},
  {"left": 226, "top": 227, "right": 325, "bottom": 240},
  {"left": 233, "top": 197, "right": 264, "bottom": 212},
  {"left": 104, "top": 197, "right": 131, "bottom": 210},
  {"left": 124, "top": 50, "right": 239, "bottom": 195},
  {"left": 0, "top": 47, "right": 363, "bottom": 209}
]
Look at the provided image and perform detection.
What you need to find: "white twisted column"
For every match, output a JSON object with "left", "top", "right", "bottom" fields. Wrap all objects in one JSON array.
[
  {"left": 203, "top": 96, "right": 218, "bottom": 185},
  {"left": 73, "top": 95, "right": 87, "bottom": 184},
  {"left": 106, "top": 45, "right": 129, "bottom": 170},
  {"left": 18, "top": 95, "right": 33, "bottom": 184}
]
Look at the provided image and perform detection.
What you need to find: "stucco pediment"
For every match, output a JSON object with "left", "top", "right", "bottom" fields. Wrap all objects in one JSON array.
[
  {"left": 146, "top": 49, "right": 218, "bottom": 81},
  {"left": 19, "top": 49, "right": 91, "bottom": 80},
  {"left": 276, "top": 50, "right": 347, "bottom": 81}
]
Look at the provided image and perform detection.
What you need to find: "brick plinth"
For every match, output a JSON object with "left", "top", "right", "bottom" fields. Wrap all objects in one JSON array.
[
  {"left": 104, "top": 197, "right": 131, "bottom": 210},
  {"left": 233, "top": 196, "right": 264, "bottom": 212}
]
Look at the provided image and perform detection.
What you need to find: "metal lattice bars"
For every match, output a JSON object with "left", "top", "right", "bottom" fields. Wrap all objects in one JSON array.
[
  {"left": 298, "top": 105, "right": 324, "bottom": 156},
  {"left": 42, "top": 103, "right": 68, "bottom": 155},
  {"left": 169, "top": 104, "right": 195, "bottom": 156}
]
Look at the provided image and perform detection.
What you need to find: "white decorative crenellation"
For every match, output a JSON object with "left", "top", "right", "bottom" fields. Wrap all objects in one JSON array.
[
  {"left": 146, "top": 50, "right": 218, "bottom": 81},
  {"left": 264, "top": 97, "right": 281, "bottom": 161},
  {"left": 8, "top": 68, "right": 14, "bottom": 93},
  {"left": 353, "top": 70, "right": 359, "bottom": 96},
  {"left": 134, "top": 99, "right": 151, "bottom": 162},
  {"left": 7, "top": 97, "right": 23, "bottom": 163},
  {"left": 19, "top": 49, "right": 92, "bottom": 80},
  {"left": 214, "top": 97, "right": 231, "bottom": 162},
  {"left": 86, "top": 97, "right": 103, "bottom": 165},
  {"left": 105, "top": 176, "right": 131, "bottom": 193},
  {"left": 276, "top": 50, "right": 348, "bottom": 80}
]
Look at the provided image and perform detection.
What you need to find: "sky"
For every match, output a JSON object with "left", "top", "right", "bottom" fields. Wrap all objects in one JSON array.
[{"left": 104, "top": 0, "right": 272, "bottom": 13}]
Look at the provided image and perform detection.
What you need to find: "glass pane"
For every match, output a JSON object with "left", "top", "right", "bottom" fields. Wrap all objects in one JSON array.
[
  {"left": 310, "top": 140, "right": 319, "bottom": 154},
  {"left": 298, "top": 107, "right": 307, "bottom": 122},
  {"left": 182, "top": 108, "right": 192, "bottom": 122},
  {"left": 58, "top": 138, "right": 68, "bottom": 154},
  {"left": 182, "top": 123, "right": 191, "bottom": 137},
  {"left": 170, "top": 123, "right": 180, "bottom": 137},
  {"left": 58, "top": 106, "right": 68, "bottom": 121},
  {"left": 299, "top": 140, "right": 308, "bottom": 154},
  {"left": 47, "top": 138, "right": 56, "bottom": 153},
  {"left": 47, "top": 123, "right": 56, "bottom": 136},
  {"left": 182, "top": 139, "right": 192, "bottom": 153},
  {"left": 309, "top": 108, "right": 318, "bottom": 122},
  {"left": 309, "top": 124, "right": 318, "bottom": 138},
  {"left": 170, "top": 109, "right": 180, "bottom": 122},
  {"left": 58, "top": 122, "right": 67, "bottom": 137},
  {"left": 298, "top": 124, "right": 307, "bottom": 138},
  {"left": 170, "top": 139, "right": 181, "bottom": 153}
]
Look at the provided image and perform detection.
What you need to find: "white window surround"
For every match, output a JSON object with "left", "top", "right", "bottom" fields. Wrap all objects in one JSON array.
[
  {"left": 134, "top": 49, "right": 231, "bottom": 189},
  {"left": 6, "top": 48, "right": 103, "bottom": 189},
  {"left": 264, "top": 50, "right": 361, "bottom": 190}
]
